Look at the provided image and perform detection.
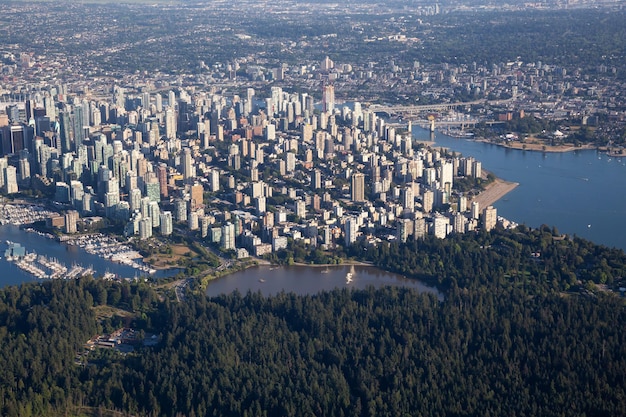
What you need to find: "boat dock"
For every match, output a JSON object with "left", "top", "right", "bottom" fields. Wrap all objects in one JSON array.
[{"left": 4, "top": 242, "right": 95, "bottom": 280}]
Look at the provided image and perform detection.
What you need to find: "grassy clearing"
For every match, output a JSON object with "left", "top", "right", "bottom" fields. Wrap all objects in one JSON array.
[
  {"left": 144, "top": 243, "right": 199, "bottom": 270},
  {"left": 92, "top": 305, "right": 134, "bottom": 321}
]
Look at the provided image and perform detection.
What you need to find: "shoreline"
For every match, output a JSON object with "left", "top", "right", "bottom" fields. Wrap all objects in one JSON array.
[
  {"left": 474, "top": 138, "right": 597, "bottom": 153},
  {"left": 291, "top": 260, "right": 374, "bottom": 268},
  {"left": 472, "top": 177, "right": 519, "bottom": 208}
]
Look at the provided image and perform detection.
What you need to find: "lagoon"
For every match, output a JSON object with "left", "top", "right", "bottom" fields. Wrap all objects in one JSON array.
[{"left": 205, "top": 264, "right": 442, "bottom": 298}]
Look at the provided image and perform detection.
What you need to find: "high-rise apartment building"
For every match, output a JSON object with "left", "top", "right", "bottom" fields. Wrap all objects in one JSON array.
[
  {"left": 322, "top": 84, "right": 335, "bottom": 114},
  {"left": 64, "top": 210, "right": 79, "bottom": 234},
  {"left": 165, "top": 107, "right": 176, "bottom": 140},
  {"left": 182, "top": 147, "right": 194, "bottom": 180},
  {"left": 402, "top": 186, "right": 414, "bottom": 210},
  {"left": 351, "top": 172, "right": 365, "bottom": 202},
  {"left": 221, "top": 222, "right": 236, "bottom": 250},
  {"left": 139, "top": 218, "right": 153, "bottom": 240},
  {"left": 422, "top": 189, "right": 434, "bottom": 213},
  {"left": 190, "top": 183, "right": 204, "bottom": 210},
  {"left": 160, "top": 211, "right": 173, "bottom": 236},
  {"left": 344, "top": 216, "right": 358, "bottom": 246},
  {"left": 470, "top": 201, "right": 480, "bottom": 220},
  {"left": 210, "top": 169, "right": 220, "bottom": 192},
  {"left": 4, "top": 165, "right": 18, "bottom": 194},
  {"left": 483, "top": 205, "right": 497, "bottom": 231}
]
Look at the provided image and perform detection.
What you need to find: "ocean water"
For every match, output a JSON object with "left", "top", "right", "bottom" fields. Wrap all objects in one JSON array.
[{"left": 418, "top": 127, "right": 626, "bottom": 250}]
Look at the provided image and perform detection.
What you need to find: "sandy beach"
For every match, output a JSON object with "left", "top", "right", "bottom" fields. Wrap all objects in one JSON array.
[{"left": 472, "top": 178, "right": 519, "bottom": 209}]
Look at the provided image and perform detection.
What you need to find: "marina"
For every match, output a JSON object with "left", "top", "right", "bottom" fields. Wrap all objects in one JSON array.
[
  {"left": 65, "top": 234, "right": 157, "bottom": 274},
  {"left": 0, "top": 203, "right": 59, "bottom": 226},
  {"left": 4, "top": 241, "right": 94, "bottom": 280},
  {"left": 0, "top": 203, "right": 158, "bottom": 280},
  {"left": 0, "top": 223, "right": 180, "bottom": 288}
]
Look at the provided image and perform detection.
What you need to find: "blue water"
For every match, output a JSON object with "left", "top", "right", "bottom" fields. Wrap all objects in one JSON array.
[
  {"left": 415, "top": 127, "right": 626, "bottom": 250},
  {"left": 0, "top": 224, "right": 179, "bottom": 288}
]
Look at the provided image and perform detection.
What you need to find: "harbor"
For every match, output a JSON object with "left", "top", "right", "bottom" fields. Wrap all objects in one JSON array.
[
  {"left": 0, "top": 203, "right": 166, "bottom": 286},
  {"left": 0, "top": 202, "right": 59, "bottom": 226},
  {"left": 0, "top": 222, "right": 180, "bottom": 288},
  {"left": 64, "top": 234, "right": 157, "bottom": 275},
  {"left": 5, "top": 241, "right": 95, "bottom": 280}
]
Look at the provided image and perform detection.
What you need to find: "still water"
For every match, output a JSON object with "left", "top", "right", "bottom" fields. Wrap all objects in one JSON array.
[
  {"left": 415, "top": 127, "right": 626, "bottom": 251},
  {"left": 206, "top": 264, "right": 441, "bottom": 298},
  {"left": 0, "top": 224, "right": 178, "bottom": 288}
]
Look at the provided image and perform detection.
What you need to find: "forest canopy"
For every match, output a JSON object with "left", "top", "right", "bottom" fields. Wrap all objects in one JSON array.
[{"left": 0, "top": 226, "right": 625, "bottom": 416}]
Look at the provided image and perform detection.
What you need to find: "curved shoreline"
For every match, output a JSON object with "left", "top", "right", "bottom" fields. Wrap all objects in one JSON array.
[
  {"left": 474, "top": 138, "right": 597, "bottom": 153},
  {"left": 291, "top": 260, "right": 374, "bottom": 267},
  {"left": 472, "top": 178, "right": 519, "bottom": 208}
]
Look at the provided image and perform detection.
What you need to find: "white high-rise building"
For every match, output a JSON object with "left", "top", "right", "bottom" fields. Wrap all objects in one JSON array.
[
  {"left": 295, "top": 199, "right": 306, "bottom": 219},
  {"left": 4, "top": 165, "right": 18, "bottom": 194},
  {"left": 182, "top": 147, "right": 194, "bottom": 180},
  {"left": 265, "top": 124, "right": 276, "bottom": 141},
  {"left": 396, "top": 218, "right": 413, "bottom": 243},
  {"left": 18, "top": 157, "right": 30, "bottom": 183},
  {"left": 458, "top": 195, "right": 468, "bottom": 213},
  {"left": 483, "top": 206, "right": 497, "bottom": 231},
  {"left": 402, "top": 186, "right": 414, "bottom": 210},
  {"left": 210, "top": 169, "right": 220, "bottom": 192},
  {"left": 64, "top": 210, "right": 79, "bottom": 234},
  {"left": 245, "top": 88, "right": 255, "bottom": 115},
  {"left": 168, "top": 90, "right": 176, "bottom": 109},
  {"left": 344, "top": 217, "right": 358, "bottom": 246},
  {"left": 322, "top": 84, "right": 335, "bottom": 113},
  {"left": 472, "top": 160, "right": 482, "bottom": 178},
  {"left": 149, "top": 201, "right": 160, "bottom": 227},
  {"left": 453, "top": 213, "right": 467, "bottom": 234},
  {"left": 155, "top": 94, "right": 163, "bottom": 112},
  {"left": 422, "top": 189, "right": 434, "bottom": 213},
  {"left": 440, "top": 161, "right": 454, "bottom": 189},
  {"left": 165, "top": 107, "right": 176, "bottom": 140},
  {"left": 160, "top": 211, "right": 173, "bottom": 236},
  {"left": 423, "top": 167, "right": 437, "bottom": 186},
  {"left": 470, "top": 201, "right": 480, "bottom": 220},
  {"left": 188, "top": 211, "right": 199, "bottom": 231},
  {"left": 256, "top": 196, "right": 266, "bottom": 215},
  {"left": 129, "top": 188, "right": 142, "bottom": 212},
  {"left": 139, "top": 218, "right": 153, "bottom": 240},
  {"left": 221, "top": 222, "right": 236, "bottom": 250},
  {"left": 0, "top": 157, "right": 7, "bottom": 189},
  {"left": 432, "top": 214, "right": 450, "bottom": 239},
  {"left": 286, "top": 152, "right": 296, "bottom": 173}
]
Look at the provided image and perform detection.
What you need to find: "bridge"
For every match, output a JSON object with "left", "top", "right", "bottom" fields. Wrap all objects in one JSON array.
[
  {"left": 368, "top": 97, "right": 515, "bottom": 117},
  {"left": 388, "top": 119, "right": 505, "bottom": 132},
  {"left": 369, "top": 99, "right": 486, "bottom": 115}
]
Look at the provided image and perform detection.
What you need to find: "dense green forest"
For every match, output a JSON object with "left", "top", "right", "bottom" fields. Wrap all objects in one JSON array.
[{"left": 0, "top": 227, "right": 625, "bottom": 416}]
